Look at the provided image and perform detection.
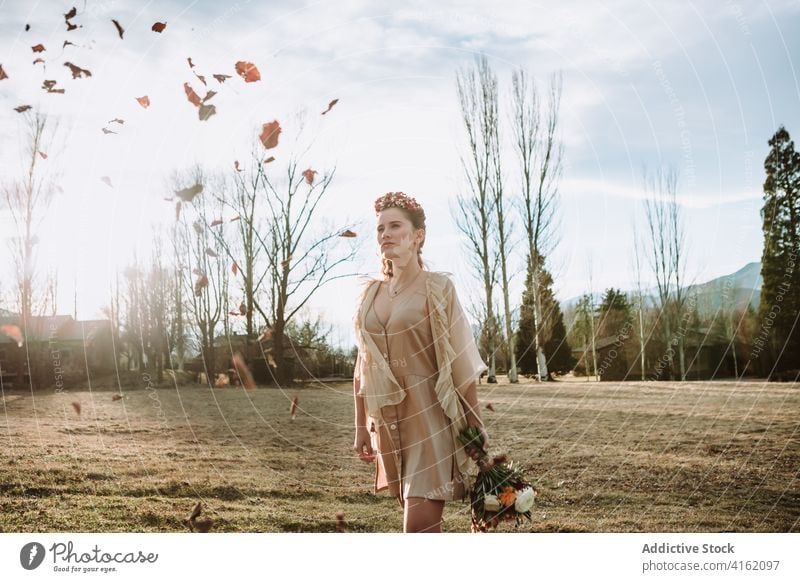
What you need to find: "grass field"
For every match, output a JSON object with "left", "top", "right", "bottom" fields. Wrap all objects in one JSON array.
[{"left": 1, "top": 377, "right": 797, "bottom": 533}]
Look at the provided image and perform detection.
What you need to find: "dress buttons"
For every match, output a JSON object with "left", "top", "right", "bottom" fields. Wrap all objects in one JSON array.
[{"left": 390, "top": 423, "right": 397, "bottom": 430}]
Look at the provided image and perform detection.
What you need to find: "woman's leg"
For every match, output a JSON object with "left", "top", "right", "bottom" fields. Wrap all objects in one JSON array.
[{"left": 403, "top": 497, "right": 445, "bottom": 533}]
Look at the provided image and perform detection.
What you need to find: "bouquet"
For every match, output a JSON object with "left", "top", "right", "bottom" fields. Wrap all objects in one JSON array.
[{"left": 458, "top": 425, "right": 536, "bottom": 532}]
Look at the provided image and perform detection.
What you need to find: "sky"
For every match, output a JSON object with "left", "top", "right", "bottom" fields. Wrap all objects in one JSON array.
[{"left": 0, "top": 0, "right": 798, "bottom": 350}]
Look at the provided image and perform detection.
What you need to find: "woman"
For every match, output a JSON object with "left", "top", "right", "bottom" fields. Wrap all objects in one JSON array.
[{"left": 352, "top": 192, "right": 489, "bottom": 533}]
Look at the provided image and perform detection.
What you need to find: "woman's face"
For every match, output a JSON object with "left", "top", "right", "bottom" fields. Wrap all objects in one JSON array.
[{"left": 376, "top": 207, "right": 422, "bottom": 267}]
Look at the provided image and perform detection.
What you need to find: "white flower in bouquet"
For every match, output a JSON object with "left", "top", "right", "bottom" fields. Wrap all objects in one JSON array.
[
  {"left": 514, "top": 487, "right": 536, "bottom": 513},
  {"left": 483, "top": 494, "right": 501, "bottom": 511}
]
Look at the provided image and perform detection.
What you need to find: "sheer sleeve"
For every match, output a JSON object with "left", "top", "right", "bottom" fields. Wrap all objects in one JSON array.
[{"left": 444, "top": 278, "right": 488, "bottom": 396}]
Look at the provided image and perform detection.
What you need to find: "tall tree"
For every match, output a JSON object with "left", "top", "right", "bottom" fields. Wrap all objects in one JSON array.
[
  {"left": 757, "top": 126, "right": 800, "bottom": 374},
  {"left": 511, "top": 69, "right": 564, "bottom": 381},
  {"left": 454, "top": 56, "right": 500, "bottom": 383}
]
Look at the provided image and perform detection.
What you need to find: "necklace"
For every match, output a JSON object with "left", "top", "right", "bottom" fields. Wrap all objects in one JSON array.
[{"left": 386, "top": 269, "right": 423, "bottom": 300}]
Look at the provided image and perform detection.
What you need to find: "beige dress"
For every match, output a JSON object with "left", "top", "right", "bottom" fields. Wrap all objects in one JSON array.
[{"left": 363, "top": 272, "right": 467, "bottom": 503}]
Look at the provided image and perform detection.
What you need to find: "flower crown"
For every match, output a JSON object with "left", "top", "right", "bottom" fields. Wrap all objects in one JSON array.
[{"left": 374, "top": 191, "right": 422, "bottom": 214}]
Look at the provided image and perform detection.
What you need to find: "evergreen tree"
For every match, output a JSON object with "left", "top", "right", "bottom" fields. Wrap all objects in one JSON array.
[
  {"left": 757, "top": 126, "right": 800, "bottom": 374},
  {"left": 515, "top": 251, "right": 573, "bottom": 377}
]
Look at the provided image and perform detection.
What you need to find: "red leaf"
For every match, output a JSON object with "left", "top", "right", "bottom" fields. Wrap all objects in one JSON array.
[
  {"left": 321, "top": 98, "right": 339, "bottom": 115},
  {"left": 184, "top": 82, "right": 202, "bottom": 107},
  {"left": 339, "top": 229, "right": 357, "bottom": 238},
  {"left": 210, "top": 218, "right": 224, "bottom": 227},
  {"left": 152, "top": 22, "right": 167, "bottom": 33},
  {"left": 111, "top": 19, "right": 124, "bottom": 39},
  {"left": 136, "top": 95, "right": 150, "bottom": 108},
  {"left": 280, "top": 254, "right": 292, "bottom": 268},
  {"left": 230, "top": 215, "right": 241, "bottom": 222},
  {"left": 263, "top": 156, "right": 275, "bottom": 164},
  {"left": 235, "top": 61, "right": 260, "bottom": 82},
  {"left": 485, "top": 402, "right": 495, "bottom": 412},
  {"left": 175, "top": 183, "right": 203, "bottom": 202},
  {"left": 71, "top": 402, "right": 81, "bottom": 416},
  {"left": 212, "top": 73, "right": 231, "bottom": 83},
  {"left": 32, "top": 44, "right": 45, "bottom": 53},
  {"left": 231, "top": 262, "right": 238, "bottom": 275},
  {"left": 0, "top": 65, "right": 8, "bottom": 80},
  {"left": 290, "top": 395, "right": 298, "bottom": 419},
  {"left": 302, "top": 168, "right": 317, "bottom": 185},
  {"left": 259, "top": 120, "right": 281, "bottom": 149},
  {"left": 14, "top": 105, "right": 32, "bottom": 113},
  {"left": 232, "top": 352, "right": 256, "bottom": 390},
  {"left": 112, "top": 394, "right": 123, "bottom": 401},
  {"left": 0, "top": 324, "right": 24, "bottom": 347}
]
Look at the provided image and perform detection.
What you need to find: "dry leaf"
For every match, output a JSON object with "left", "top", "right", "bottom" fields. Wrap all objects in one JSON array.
[
  {"left": 194, "top": 273, "right": 208, "bottom": 296},
  {"left": 290, "top": 395, "right": 298, "bottom": 420},
  {"left": 151, "top": 22, "right": 167, "bottom": 33},
  {"left": 0, "top": 324, "right": 24, "bottom": 347},
  {"left": 184, "top": 82, "right": 202, "bottom": 107},
  {"left": 42, "top": 80, "right": 64, "bottom": 93},
  {"left": 195, "top": 72, "right": 207, "bottom": 86},
  {"left": 198, "top": 103, "right": 216, "bottom": 121},
  {"left": 302, "top": 169, "right": 317, "bottom": 185},
  {"left": 33, "top": 57, "right": 45, "bottom": 65},
  {"left": 339, "top": 229, "right": 357, "bottom": 238},
  {"left": 109, "top": 117, "right": 124, "bottom": 124},
  {"left": 111, "top": 19, "right": 124, "bottom": 39},
  {"left": 101, "top": 127, "right": 117, "bottom": 134},
  {"left": 100, "top": 176, "right": 113, "bottom": 187},
  {"left": 202, "top": 90, "right": 216, "bottom": 102},
  {"left": 485, "top": 402, "right": 495, "bottom": 412},
  {"left": 321, "top": 98, "right": 339, "bottom": 115},
  {"left": 213, "top": 73, "right": 231, "bottom": 83},
  {"left": 187, "top": 57, "right": 195, "bottom": 69},
  {"left": 235, "top": 61, "right": 260, "bottom": 82},
  {"left": 64, "top": 7, "right": 78, "bottom": 31},
  {"left": 25, "top": 23, "right": 30, "bottom": 31},
  {"left": 63, "top": 40, "right": 76, "bottom": 48},
  {"left": 0, "top": 65, "right": 7, "bottom": 80},
  {"left": 259, "top": 120, "right": 281, "bottom": 149},
  {"left": 64, "top": 61, "right": 91, "bottom": 78},
  {"left": 38, "top": 150, "right": 47, "bottom": 159},
  {"left": 205, "top": 247, "right": 218, "bottom": 258},
  {"left": 192, "top": 221, "right": 203, "bottom": 235},
  {"left": 238, "top": 302, "right": 247, "bottom": 316},
  {"left": 136, "top": 95, "right": 150, "bottom": 108},
  {"left": 210, "top": 218, "right": 223, "bottom": 227},
  {"left": 111, "top": 394, "right": 123, "bottom": 401},
  {"left": 231, "top": 262, "right": 239, "bottom": 276},
  {"left": 234, "top": 160, "right": 242, "bottom": 172},
  {"left": 14, "top": 105, "right": 32, "bottom": 113},
  {"left": 232, "top": 352, "right": 256, "bottom": 390},
  {"left": 71, "top": 402, "right": 81, "bottom": 416},
  {"left": 32, "top": 44, "right": 45, "bottom": 53},
  {"left": 263, "top": 156, "right": 275, "bottom": 164},
  {"left": 230, "top": 215, "right": 241, "bottom": 222},
  {"left": 280, "top": 254, "right": 292, "bottom": 268},
  {"left": 175, "top": 183, "right": 203, "bottom": 202},
  {"left": 335, "top": 511, "right": 347, "bottom": 532}
]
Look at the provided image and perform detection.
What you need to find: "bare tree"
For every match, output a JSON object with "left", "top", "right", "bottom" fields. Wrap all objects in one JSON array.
[
  {"left": 454, "top": 56, "right": 500, "bottom": 383},
  {"left": 631, "top": 222, "right": 649, "bottom": 380},
  {"left": 510, "top": 69, "right": 564, "bottom": 381}
]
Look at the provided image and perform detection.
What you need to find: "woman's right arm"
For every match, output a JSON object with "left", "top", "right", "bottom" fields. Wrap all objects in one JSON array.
[{"left": 352, "top": 352, "right": 374, "bottom": 462}]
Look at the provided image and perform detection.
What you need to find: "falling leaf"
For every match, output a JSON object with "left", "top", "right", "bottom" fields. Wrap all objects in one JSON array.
[
  {"left": 32, "top": 44, "right": 45, "bottom": 53},
  {"left": 14, "top": 105, "right": 32, "bottom": 113},
  {"left": 101, "top": 127, "right": 117, "bottom": 134},
  {"left": 202, "top": 90, "right": 216, "bottom": 102},
  {"left": 25, "top": 23, "right": 30, "bottom": 31},
  {"left": 64, "top": 61, "right": 91, "bottom": 78},
  {"left": 205, "top": 247, "right": 218, "bottom": 258},
  {"left": 238, "top": 302, "right": 247, "bottom": 316},
  {"left": 194, "top": 274, "right": 208, "bottom": 296},
  {"left": 175, "top": 183, "right": 203, "bottom": 202},
  {"left": 135, "top": 95, "right": 150, "bottom": 108},
  {"left": 0, "top": 324, "right": 24, "bottom": 347},
  {"left": 184, "top": 82, "right": 202, "bottom": 107},
  {"left": 232, "top": 352, "right": 256, "bottom": 390},
  {"left": 111, "top": 19, "right": 124, "bottom": 39},
  {"left": 290, "top": 395, "right": 298, "bottom": 420},
  {"left": 109, "top": 117, "right": 124, "bottom": 124},
  {"left": 198, "top": 103, "right": 216, "bottom": 121},
  {"left": 194, "top": 72, "right": 207, "bottom": 86},
  {"left": 111, "top": 394, "right": 123, "bottom": 401},
  {"left": 212, "top": 73, "right": 231, "bottom": 83},
  {"left": 0, "top": 65, "right": 7, "bottom": 80},
  {"left": 71, "top": 402, "right": 81, "bottom": 416},
  {"left": 33, "top": 58, "right": 44, "bottom": 65},
  {"left": 192, "top": 221, "right": 203, "bottom": 235},
  {"left": 230, "top": 215, "right": 241, "bottom": 222},
  {"left": 335, "top": 511, "right": 347, "bottom": 532},
  {"left": 65, "top": 7, "right": 77, "bottom": 20},
  {"left": 228, "top": 310, "right": 241, "bottom": 316},
  {"left": 235, "top": 61, "right": 260, "bottom": 82},
  {"left": 63, "top": 40, "right": 76, "bottom": 49},
  {"left": 231, "top": 262, "right": 238, "bottom": 276},
  {"left": 302, "top": 168, "right": 317, "bottom": 185},
  {"left": 234, "top": 160, "right": 242, "bottom": 172},
  {"left": 280, "top": 254, "right": 292, "bottom": 268},
  {"left": 259, "top": 121, "right": 281, "bottom": 149},
  {"left": 263, "top": 156, "right": 275, "bottom": 164},
  {"left": 151, "top": 22, "right": 167, "bottom": 33},
  {"left": 38, "top": 150, "right": 47, "bottom": 159},
  {"left": 100, "top": 176, "right": 113, "bottom": 187},
  {"left": 321, "top": 98, "right": 339, "bottom": 115},
  {"left": 210, "top": 218, "right": 224, "bottom": 227},
  {"left": 485, "top": 402, "right": 495, "bottom": 412},
  {"left": 339, "top": 229, "right": 357, "bottom": 238},
  {"left": 187, "top": 57, "right": 195, "bottom": 69},
  {"left": 42, "top": 79, "right": 64, "bottom": 93}
]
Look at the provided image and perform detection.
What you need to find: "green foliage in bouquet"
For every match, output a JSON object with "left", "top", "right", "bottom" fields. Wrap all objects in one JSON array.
[{"left": 458, "top": 426, "right": 536, "bottom": 532}]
